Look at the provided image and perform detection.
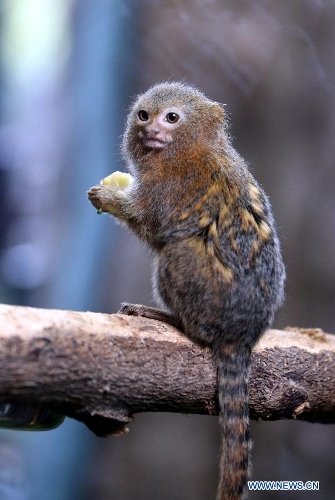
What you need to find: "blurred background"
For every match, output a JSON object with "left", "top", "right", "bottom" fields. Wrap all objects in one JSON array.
[{"left": 0, "top": 0, "right": 334, "bottom": 499}]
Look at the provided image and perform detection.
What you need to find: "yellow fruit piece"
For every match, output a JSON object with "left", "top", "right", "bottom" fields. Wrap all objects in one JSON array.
[{"left": 101, "top": 171, "right": 133, "bottom": 189}]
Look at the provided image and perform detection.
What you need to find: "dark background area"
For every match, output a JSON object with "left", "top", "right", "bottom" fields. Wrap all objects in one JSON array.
[{"left": 0, "top": 1, "right": 334, "bottom": 499}]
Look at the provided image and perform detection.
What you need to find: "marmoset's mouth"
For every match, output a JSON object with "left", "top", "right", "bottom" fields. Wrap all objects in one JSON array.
[{"left": 142, "top": 136, "right": 167, "bottom": 149}]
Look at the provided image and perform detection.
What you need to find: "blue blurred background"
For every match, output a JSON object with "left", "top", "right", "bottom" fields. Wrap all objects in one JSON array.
[{"left": 0, "top": 1, "right": 334, "bottom": 499}]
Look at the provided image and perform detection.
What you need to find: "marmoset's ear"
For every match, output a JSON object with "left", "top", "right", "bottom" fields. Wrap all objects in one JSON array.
[{"left": 210, "top": 102, "right": 225, "bottom": 123}]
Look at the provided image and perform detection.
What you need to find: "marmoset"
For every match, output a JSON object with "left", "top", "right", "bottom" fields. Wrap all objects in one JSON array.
[{"left": 87, "top": 82, "right": 285, "bottom": 500}]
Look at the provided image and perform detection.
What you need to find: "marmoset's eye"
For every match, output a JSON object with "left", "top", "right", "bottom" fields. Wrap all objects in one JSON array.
[
  {"left": 165, "top": 112, "right": 179, "bottom": 123},
  {"left": 138, "top": 110, "right": 149, "bottom": 121}
]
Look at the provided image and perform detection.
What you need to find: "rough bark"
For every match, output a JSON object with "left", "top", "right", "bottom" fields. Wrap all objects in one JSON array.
[{"left": 0, "top": 304, "right": 334, "bottom": 436}]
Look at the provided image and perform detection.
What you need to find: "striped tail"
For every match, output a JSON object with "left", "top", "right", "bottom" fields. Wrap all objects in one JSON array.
[{"left": 213, "top": 343, "right": 252, "bottom": 500}]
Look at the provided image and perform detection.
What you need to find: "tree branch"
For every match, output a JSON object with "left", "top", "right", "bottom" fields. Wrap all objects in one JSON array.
[{"left": 0, "top": 304, "right": 334, "bottom": 436}]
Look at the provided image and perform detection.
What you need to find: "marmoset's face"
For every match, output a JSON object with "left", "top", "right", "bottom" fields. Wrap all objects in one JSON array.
[{"left": 134, "top": 105, "right": 185, "bottom": 150}]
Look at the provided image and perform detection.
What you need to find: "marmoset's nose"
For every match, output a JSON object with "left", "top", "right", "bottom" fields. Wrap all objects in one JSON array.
[{"left": 144, "top": 119, "right": 160, "bottom": 135}]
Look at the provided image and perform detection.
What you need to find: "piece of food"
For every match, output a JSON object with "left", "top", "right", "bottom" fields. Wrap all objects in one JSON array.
[{"left": 101, "top": 171, "right": 133, "bottom": 189}]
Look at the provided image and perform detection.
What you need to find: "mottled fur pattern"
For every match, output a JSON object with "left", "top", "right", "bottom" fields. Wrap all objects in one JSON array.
[{"left": 87, "top": 82, "right": 285, "bottom": 500}]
